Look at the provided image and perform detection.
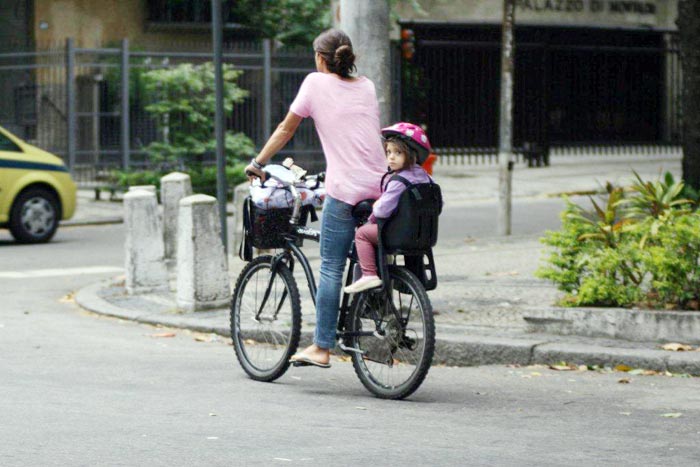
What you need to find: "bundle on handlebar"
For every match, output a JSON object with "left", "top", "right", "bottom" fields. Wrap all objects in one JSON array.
[{"left": 239, "top": 163, "right": 324, "bottom": 261}]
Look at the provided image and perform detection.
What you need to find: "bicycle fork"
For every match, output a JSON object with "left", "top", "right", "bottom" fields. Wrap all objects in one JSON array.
[{"left": 254, "top": 253, "right": 293, "bottom": 323}]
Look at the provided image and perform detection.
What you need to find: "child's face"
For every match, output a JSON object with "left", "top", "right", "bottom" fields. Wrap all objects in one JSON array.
[{"left": 385, "top": 142, "right": 406, "bottom": 171}]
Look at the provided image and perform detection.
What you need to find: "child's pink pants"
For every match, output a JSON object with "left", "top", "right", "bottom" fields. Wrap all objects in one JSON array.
[{"left": 355, "top": 223, "right": 379, "bottom": 277}]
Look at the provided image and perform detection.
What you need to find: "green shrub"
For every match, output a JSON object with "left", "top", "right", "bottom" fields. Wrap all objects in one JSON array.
[
  {"left": 537, "top": 172, "right": 700, "bottom": 310},
  {"left": 112, "top": 164, "right": 248, "bottom": 198}
]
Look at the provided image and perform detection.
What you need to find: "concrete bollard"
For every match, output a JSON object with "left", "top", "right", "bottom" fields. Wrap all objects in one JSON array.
[
  {"left": 124, "top": 190, "right": 169, "bottom": 294},
  {"left": 160, "top": 172, "right": 192, "bottom": 263},
  {"left": 128, "top": 185, "right": 157, "bottom": 193},
  {"left": 176, "top": 194, "right": 230, "bottom": 312},
  {"left": 232, "top": 181, "right": 249, "bottom": 253}
]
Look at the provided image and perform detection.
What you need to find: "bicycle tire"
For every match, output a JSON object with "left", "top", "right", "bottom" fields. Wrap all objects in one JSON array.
[
  {"left": 230, "top": 255, "right": 301, "bottom": 382},
  {"left": 345, "top": 266, "right": 435, "bottom": 399}
]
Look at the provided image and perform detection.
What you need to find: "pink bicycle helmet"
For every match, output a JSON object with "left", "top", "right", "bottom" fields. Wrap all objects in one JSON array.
[{"left": 381, "top": 122, "right": 432, "bottom": 164}]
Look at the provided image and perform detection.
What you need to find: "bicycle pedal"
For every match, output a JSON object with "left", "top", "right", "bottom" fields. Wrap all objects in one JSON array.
[{"left": 338, "top": 342, "right": 366, "bottom": 355}]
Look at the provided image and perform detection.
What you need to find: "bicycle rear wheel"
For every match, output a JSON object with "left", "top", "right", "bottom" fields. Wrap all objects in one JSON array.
[
  {"left": 230, "top": 255, "right": 301, "bottom": 382},
  {"left": 345, "top": 266, "right": 435, "bottom": 399}
]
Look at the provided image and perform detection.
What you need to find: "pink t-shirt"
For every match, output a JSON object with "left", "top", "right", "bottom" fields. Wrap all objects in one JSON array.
[{"left": 289, "top": 72, "right": 386, "bottom": 205}]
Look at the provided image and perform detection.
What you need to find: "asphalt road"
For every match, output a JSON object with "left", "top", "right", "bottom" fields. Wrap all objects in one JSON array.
[{"left": 1, "top": 219, "right": 700, "bottom": 466}]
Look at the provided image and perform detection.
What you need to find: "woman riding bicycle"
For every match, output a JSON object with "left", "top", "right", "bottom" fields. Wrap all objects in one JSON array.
[{"left": 244, "top": 28, "right": 386, "bottom": 368}]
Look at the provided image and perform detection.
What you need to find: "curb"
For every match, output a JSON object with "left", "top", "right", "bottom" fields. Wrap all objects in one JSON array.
[
  {"left": 75, "top": 281, "right": 229, "bottom": 335},
  {"left": 62, "top": 217, "right": 124, "bottom": 227},
  {"left": 75, "top": 280, "right": 700, "bottom": 375},
  {"left": 524, "top": 306, "right": 700, "bottom": 345}
]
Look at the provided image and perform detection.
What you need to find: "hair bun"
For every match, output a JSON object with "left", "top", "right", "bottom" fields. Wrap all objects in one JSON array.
[
  {"left": 334, "top": 44, "right": 355, "bottom": 71},
  {"left": 313, "top": 29, "right": 357, "bottom": 78}
]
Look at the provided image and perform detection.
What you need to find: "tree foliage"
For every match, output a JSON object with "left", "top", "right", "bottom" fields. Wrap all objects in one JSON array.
[
  {"left": 141, "top": 62, "right": 256, "bottom": 165},
  {"left": 231, "top": 0, "right": 332, "bottom": 47}
]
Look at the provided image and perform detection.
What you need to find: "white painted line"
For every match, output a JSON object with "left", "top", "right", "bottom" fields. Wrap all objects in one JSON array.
[{"left": 0, "top": 266, "right": 123, "bottom": 279}]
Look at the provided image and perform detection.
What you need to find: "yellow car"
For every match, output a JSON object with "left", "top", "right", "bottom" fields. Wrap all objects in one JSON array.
[{"left": 0, "top": 126, "right": 76, "bottom": 243}]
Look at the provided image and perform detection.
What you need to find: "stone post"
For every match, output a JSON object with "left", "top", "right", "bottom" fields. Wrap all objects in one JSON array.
[
  {"left": 123, "top": 189, "right": 168, "bottom": 294},
  {"left": 232, "top": 181, "right": 249, "bottom": 254},
  {"left": 176, "top": 194, "right": 230, "bottom": 311},
  {"left": 128, "top": 185, "right": 156, "bottom": 194},
  {"left": 160, "top": 172, "right": 192, "bottom": 263}
]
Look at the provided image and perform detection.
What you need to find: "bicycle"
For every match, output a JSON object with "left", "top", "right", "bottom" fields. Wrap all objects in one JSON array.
[{"left": 230, "top": 164, "right": 435, "bottom": 400}]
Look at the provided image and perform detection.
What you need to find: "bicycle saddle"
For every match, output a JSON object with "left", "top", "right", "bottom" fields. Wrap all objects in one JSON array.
[{"left": 351, "top": 199, "right": 375, "bottom": 223}]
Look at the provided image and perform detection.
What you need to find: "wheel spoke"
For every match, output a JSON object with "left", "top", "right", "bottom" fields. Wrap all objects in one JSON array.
[
  {"left": 231, "top": 256, "right": 301, "bottom": 381},
  {"left": 348, "top": 268, "right": 435, "bottom": 399}
]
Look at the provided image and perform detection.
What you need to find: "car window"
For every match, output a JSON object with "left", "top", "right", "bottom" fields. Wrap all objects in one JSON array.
[{"left": 0, "top": 132, "right": 22, "bottom": 152}]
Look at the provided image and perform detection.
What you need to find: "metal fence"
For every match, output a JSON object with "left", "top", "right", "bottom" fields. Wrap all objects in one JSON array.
[
  {"left": 402, "top": 24, "right": 684, "bottom": 164},
  {"left": 0, "top": 39, "right": 324, "bottom": 186},
  {"left": 2, "top": 29, "right": 684, "bottom": 178}
]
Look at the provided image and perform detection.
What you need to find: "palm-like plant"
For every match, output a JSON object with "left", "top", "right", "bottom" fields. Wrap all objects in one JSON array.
[
  {"left": 621, "top": 171, "right": 693, "bottom": 219},
  {"left": 617, "top": 171, "right": 694, "bottom": 247},
  {"left": 568, "top": 184, "right": 632, "bottom": 247}
]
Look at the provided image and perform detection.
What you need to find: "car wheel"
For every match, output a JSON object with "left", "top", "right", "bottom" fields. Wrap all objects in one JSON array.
[{"left": 9, "top": 188, "right": 60, "bottom": 243}]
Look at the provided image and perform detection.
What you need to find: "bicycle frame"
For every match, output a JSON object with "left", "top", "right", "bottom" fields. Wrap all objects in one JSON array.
[
  {"left": 273, "top": 223, "right": 359, "bottom": 327},
  {"left": 252, "top": 172, "right": 403, "bottom": 346}
]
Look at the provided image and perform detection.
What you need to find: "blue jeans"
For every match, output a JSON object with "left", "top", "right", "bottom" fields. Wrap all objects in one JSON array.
[{"left": 314, "top": 195, "right": 356, "bottom": 348}]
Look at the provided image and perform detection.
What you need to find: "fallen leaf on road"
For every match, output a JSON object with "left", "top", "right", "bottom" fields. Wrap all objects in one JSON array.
[
  {"left": 149, "top": 332, "right": 176, "bottom": 338},
  {"left": 59, "top": 293, "right": 75, "bottom": 303},
  {"left": 335, "top": 355, "right": 351, "bottom": 362},
  {"left": 209, "top": 413, "right": 217, "bottom": 417},
  {"left": 488, "top": 270, "right": 519, "bottom": 277},
  {"left": 244, "top": 339, "right": 256, "bottom": 345},
  {"left": 661, "top": 343, "right": 694, "bottom": 352},
  {"left": 618, "top": 378, "right": 631, "bottom": 384},
  {"left": 661, "top": 413, "right": 682, "bottom": 418},
  {"left": 619, "top": 412, "right": 632, "bottom": 416},
  {"left": 614, "top": 364, "right": 632, "bottom": 372},
  {"left": 530, "top": 372, "right": 542, "bottom": 377},
  {"left": 549, "top": 363, "right": 576, "bottom": 371},
  {"left": 577, "top": 365, "right": 588, "bottom": 372},
  {"left": 355, "top": 406, "right": 367, "bottom": 410},
  {"left": 194, "top": 336, "right": 209, "bottom": 342},
  {"left": 628, "top": 369, "right": 660, "bottom": 376}
]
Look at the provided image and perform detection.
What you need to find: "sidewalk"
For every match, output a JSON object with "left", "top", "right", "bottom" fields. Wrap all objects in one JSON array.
[
  {"left": 64, "top": 153, "right": 684, "bottom": 225},
  {"left": 72, "top": 154, "right": 700, "bottom": 375}
]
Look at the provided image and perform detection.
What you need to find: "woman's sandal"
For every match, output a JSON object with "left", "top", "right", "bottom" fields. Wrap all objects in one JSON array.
[{"left": 289, "top": 355, "right": 331, "bottom": 368}]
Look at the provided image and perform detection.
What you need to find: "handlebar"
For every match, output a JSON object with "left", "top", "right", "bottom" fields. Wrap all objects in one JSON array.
[{"left": 248, "top": 164, "right": 324, "bottom": 225}]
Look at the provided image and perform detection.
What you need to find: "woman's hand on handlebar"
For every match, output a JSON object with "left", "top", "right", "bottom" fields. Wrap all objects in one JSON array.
[{"left": 244, "top": 163, "right": 266, "bottom": 183}]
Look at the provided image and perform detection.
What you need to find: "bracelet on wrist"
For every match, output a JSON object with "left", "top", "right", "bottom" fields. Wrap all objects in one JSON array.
[{"left": 251, "top": 158, "right": 265, "bottom": 170}]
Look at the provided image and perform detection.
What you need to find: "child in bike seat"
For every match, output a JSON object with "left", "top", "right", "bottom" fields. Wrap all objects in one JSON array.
[{"left": 344, "top": 122, "right": 433, "bottom": 294}]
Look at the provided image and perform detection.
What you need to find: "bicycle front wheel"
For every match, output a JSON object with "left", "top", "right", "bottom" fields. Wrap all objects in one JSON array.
[
  {"left": 230, "top": 255, "right": 301, "bottom": 382},
  {"left": 346, "top": 266, "right": 435, "bottom": 399}
]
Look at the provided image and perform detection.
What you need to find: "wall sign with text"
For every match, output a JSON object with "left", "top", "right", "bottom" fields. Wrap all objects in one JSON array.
[{"left": 517, "top": 0, "right": 657, "bottom": 15}]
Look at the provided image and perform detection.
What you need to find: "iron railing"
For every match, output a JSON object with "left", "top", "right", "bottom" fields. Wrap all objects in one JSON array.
[
  {"left": 401, "top": 24, "right": 683, "bottom": 164},
  {"left": 0, "top": 39, "right": 323, "bottom": 185}
]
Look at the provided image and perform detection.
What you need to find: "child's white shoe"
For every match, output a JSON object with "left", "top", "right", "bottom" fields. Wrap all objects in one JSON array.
[{"left": 344, "top": 275, "right": 382, "bottom": 294}]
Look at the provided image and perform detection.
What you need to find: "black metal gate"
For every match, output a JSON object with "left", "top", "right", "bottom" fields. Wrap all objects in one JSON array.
[{"left": 401, "top": 23, "right": 682, "bottom": 164}]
